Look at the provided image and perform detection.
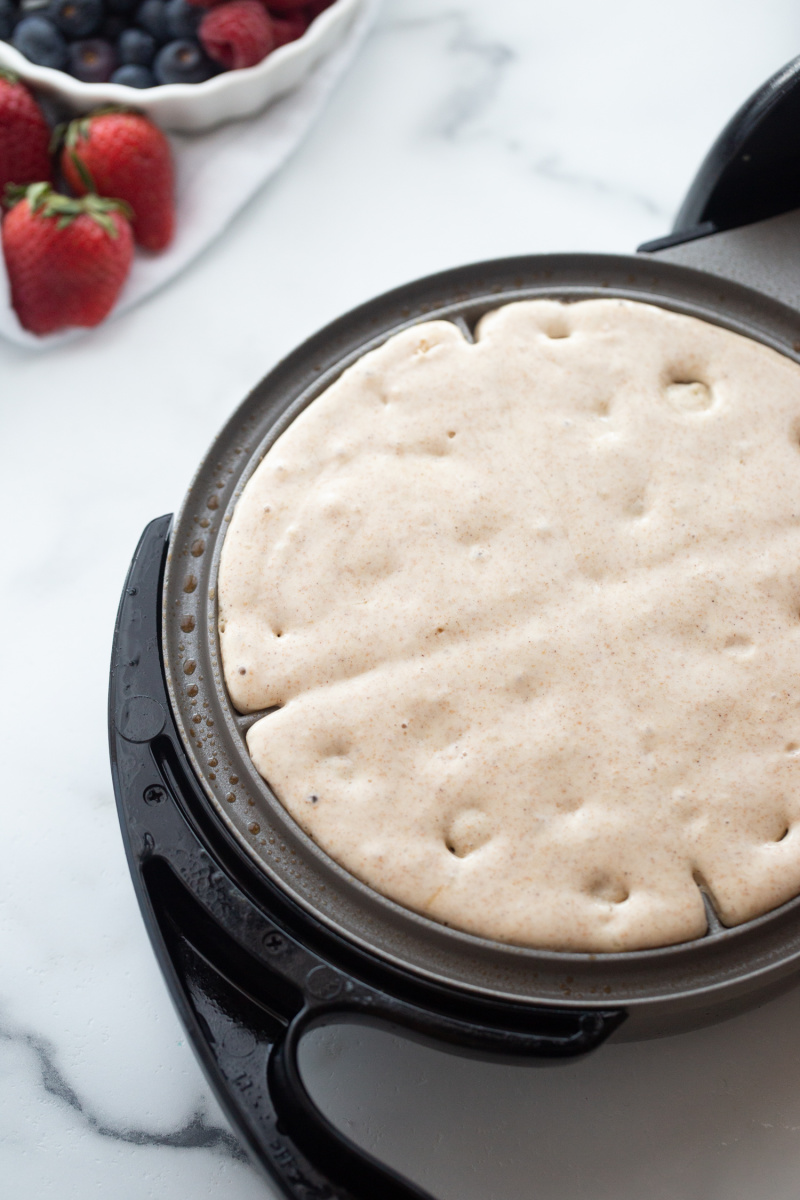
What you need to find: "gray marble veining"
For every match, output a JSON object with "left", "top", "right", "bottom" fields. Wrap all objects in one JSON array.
[
  {"left": 3, "top": 1, "right": 800, "bottom": 1197},
  {"left": 1, "top": 1017, "right": 247, "bottom": 1159}
]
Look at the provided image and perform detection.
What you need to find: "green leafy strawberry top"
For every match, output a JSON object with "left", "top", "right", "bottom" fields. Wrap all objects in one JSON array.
[{"left": 4, "top": 182, "right": 133, "bottom": 238}]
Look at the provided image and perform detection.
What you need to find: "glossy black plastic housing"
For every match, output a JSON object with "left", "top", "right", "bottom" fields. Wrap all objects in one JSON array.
[
  {"left": 109, "top": 56, "right": 800, "bottom": 1200},
  {"left": 111, "top": 253, "right": 800, "bottom": 1199},
  {"left": 674, "top": 54, "right": 800, "bottom": 235},
  {"left": 110, "top": 516, "right": 624, "bottom": 1200}
]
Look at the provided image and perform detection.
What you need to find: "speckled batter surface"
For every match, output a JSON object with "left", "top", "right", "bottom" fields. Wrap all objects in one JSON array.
[{"left": 218, "top": 298, "right": 800, "bottom": 952}]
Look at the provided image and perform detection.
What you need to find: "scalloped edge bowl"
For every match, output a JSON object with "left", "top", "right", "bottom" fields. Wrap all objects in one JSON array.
[{"left": 0, "top": 0, "right": 364, "bottom": 131}]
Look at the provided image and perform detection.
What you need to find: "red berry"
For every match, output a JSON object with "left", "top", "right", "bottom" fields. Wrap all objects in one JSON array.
[
  {"left": 0, "top": 69, "right": 52, "bottom": 197},
  {"left": 271, "top": 13, "right": 308, "bottom": 46},
  {"left": 265, "top": 0, "right": 334, "bottom": 13},
  {"left": 61, "top": 110, "right": 174, "bottom": 253},
  {"left": 303, "top": 0, "right": 335, "bottom": 16},
  {"left": 265, "top": 0, "right": 312, "bottom": 11},
  {"left": 3, "top": 183, "right": 133, "bottom": 335},
  {"left": 200, "top": 0, "right": 274, "bottom": 69}
]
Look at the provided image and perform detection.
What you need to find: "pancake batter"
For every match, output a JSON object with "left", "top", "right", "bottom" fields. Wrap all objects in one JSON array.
[{"left": 218, "top": 299, "right": 800, "bottom": 951}]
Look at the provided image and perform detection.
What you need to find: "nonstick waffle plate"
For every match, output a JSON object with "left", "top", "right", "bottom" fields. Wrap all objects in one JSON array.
[{"left": 159, "top": 251, "right": 800, "bottom": 1026}]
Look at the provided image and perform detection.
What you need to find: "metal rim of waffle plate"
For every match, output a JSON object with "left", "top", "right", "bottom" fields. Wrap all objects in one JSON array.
[{"left": 162, "top": 251, "right": 800, "bottom": 1015}]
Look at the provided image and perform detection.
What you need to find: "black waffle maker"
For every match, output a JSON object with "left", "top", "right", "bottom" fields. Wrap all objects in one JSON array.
[{"left": 110, "top": 57, "right": 800, "bottom": 1200}]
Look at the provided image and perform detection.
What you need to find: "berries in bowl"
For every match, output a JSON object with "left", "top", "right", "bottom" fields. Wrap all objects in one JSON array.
[
  {"left": 0, "top": 74, "right": 177, "bottom": 335},
  {"left": 0, "top": 0, "right": 364, "bottom": 130}
]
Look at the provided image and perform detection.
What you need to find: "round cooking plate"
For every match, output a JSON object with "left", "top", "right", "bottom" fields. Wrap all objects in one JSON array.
[{"left": 162, "top": 251, "right": 800, "bottom": 1017}]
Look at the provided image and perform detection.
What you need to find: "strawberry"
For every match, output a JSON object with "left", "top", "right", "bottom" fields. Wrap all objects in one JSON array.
[
  {"left": 0, "top": 69, "right": 52, "bottom": 197},
  {"left": 3, "top": 182, "right": 133, "bottom": 335},
  {"left": 200, "top": 0, "right": 275, "bottom": 69},
  {"left": 60, "top": 109, "right": 174, "bottom": 253}
]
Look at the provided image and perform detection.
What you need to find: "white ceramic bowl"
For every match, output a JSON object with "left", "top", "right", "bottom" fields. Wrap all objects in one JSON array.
[{"left": 0, "top": 0, "right": 364, "bottom": 131}]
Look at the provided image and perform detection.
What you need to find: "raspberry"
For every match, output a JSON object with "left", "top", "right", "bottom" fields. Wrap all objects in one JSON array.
[
  {"left": 199, "top": 0, "right": 273, "bottom": 69},
  {"left": 271, "top": 13, "right": 307, "bottom": 46}
]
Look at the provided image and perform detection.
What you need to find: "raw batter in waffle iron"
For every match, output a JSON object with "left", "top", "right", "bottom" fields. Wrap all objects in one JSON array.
[{"left": 218, "top": 298, "right": 800, "bottom": 953}]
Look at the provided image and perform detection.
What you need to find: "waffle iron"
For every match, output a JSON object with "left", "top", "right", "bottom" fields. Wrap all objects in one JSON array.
[{"left": 109, "top": 56, "right": 800, "bottom": 1200}]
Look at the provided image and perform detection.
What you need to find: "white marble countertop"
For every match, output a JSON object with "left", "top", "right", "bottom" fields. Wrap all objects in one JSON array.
[{"left": 4, "top": 2, "right": 800, "bottom": 1197}]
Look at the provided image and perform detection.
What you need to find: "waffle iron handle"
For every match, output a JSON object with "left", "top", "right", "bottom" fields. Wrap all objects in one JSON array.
[
  {"left": 265, "top": 1011, "right": 439, "bottom": 1200},
  {"left": 141, "top": 844, "right": 624, "bottom": 1200},
  {"left": 638, "top": 53, "right": 800, "bottom": 317},
  {"left": 149, "top": 843, "right": 625, "bottom": 1200},
  {"left": 264, "top": 989, "right": 625, "bottom": 1200}
]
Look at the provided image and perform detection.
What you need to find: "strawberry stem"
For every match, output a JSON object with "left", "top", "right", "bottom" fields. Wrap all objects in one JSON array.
[
  {"left": 69, "top": 148, "right": 97, "bottom": 195},
  {"left": 49, "top": 121, "right": 67, "bottom": 158},
  {"left": 5, "top": 183, "right": 133, "bottom": 236}
]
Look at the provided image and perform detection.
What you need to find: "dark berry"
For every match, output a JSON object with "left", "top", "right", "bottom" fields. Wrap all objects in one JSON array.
[
  {"left": 68, "top": 35, "right": 116, "bottom": 79},
  {"left": 0, "top": 0, "right": 17, "bottom": 38},
  {"left": 111, "top": 62, "right": 155, "bottom": 85},
  {"left": 12, "top": 15, "right": 68, "bottom": 68},
  {"left": 48, "top": 0, "right": 102, "bottom": 38},
  {"left": 165, "top": 0, "right": 198, "bottom": 39},
  {"left": 19, "top": 0, "right": 51, "bottom": 13},
  {"left": 153, "top": 37, "right": 214, "bottom": 82},
  {"left": 107, "top": 0, "right": 138, "bottom": 12},
  {"left": 101, "top": 13, "right": 126, "bottom": 38},
  {"left": 118, "top": 25, "right": 155, "bottom": 63},
  {"left": 135, "top": 0, "right": 168, "bottom": 41}
]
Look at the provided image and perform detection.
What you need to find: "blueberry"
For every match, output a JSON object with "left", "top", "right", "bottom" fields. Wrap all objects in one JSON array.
[
  {"left": 12, "top": 15, "right": 68, "bottom": 68},
  {"left": 135, "top": 0, "right": 167, "bottom": 42},
  {"left": 153, "top": 37, "right": 214, "bottom": 83},
  {"left": 19, "top": 0, "right": 50, "bottom": 13},
  {"left": 0, "top": 0, "right": 17, "bottom": 39},
  {"left": 164, "top": 0, "right": 198, "bottom": 40},
  {"left": 107, "top": 0, "right": 138, "bottom": 13},
  {"left": 48, "top": 0, "right": 102, "bottom": 38},
  {"left": 101, "top": 13, "right": 126, "bottom": 38},
  {"left": 111, "top": 61, "right": 154, "bottom": 86},
  {"left": 68, "top": 35, "right": 115, "bottom": 79},
  {"left": 118, "top": 25, "right": 154, "bottom": 64}
]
